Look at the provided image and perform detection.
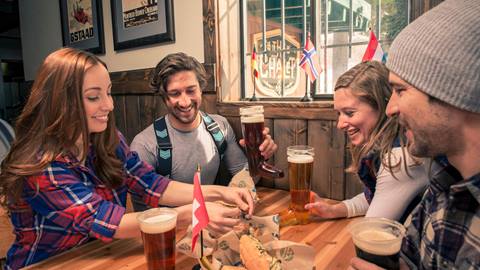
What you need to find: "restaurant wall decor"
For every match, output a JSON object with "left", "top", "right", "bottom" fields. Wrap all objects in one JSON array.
[
  {"left": 110, "top": 0, "right": 175, "bottom": 51},
  {"left": 59, "top": 0, "right": 105, "bottom": 54}
]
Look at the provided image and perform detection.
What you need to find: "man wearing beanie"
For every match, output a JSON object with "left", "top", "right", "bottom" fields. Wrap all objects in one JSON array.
[{"left": 350, "top": 0, "right": 480, "bottom": 269}]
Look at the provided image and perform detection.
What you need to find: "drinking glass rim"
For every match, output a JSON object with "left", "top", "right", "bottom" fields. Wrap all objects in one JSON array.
[
  {"left": 239, "top": 105, "right": 264, "bottom": 115},
  {"left": 136, "top": 207, "right": 178, "bottom": 223},
  {"left": 287, "top": 145, "right": 315, "bottom": 156},
  {"left": 348, "top": 217, "right": 406, "bottom": 241}
]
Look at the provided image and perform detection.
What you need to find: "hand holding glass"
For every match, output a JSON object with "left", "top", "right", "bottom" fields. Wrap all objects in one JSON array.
[{"left": 240, "top": 106, "right": 283, "bottom": 179}]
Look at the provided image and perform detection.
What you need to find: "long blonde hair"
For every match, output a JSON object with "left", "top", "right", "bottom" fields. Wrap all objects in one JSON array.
[
  {"left": 0, "top": 48, "right": 123, "bottom": 207},
  {"left": 334, "top": 61, "right": 406, "bottom": 174}
]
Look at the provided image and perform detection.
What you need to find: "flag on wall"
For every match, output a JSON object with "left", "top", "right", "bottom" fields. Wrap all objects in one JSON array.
[
  {"left": 299, "top": 33, "right": 321, "bottom": 83},
  {"left": 191, "top": 166, "right": 209, "bottom": 252},
  {"left": 362, "top": 31, "right": 385, "bottom": 62},
  {"left": 251, "top": 46, "right": 259, "bottom": 79}
]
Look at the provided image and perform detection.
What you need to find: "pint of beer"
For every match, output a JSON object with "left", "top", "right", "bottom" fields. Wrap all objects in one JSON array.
[
  {"left": 349, "top": 218, "right": 406, "bottom": 270},
  {"left": 240, "top": 106, "right": 283, "bottom": 179},
  {"left": 137, "top": 208, "right": 177, "bottom": 270},
  {"left": 287, "top": 145, "right": 314, "bottom": 225}
]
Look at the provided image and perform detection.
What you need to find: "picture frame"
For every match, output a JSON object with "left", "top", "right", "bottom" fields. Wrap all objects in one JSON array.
[
  {"left": 110, "top": 0, "right": 175, "bottom": 51},
  {"left": 59, "top": 0, "right": 105, "bottom": 54}
]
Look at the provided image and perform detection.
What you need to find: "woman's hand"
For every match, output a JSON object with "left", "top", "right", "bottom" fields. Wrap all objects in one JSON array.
[
  {"left": 204, "top": 186, "right": 254, "bottom": 216},
  {"left": 239, "top": 127, "right": 278, "bottom": 159},
  {"left": 205, "top": 202, "right": 242, "bottom": 236},
  {"left": 304, "top": 192, "right": 347, "bottom": 219}
]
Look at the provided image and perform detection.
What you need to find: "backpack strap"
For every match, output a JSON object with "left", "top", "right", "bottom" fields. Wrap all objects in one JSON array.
[
  {"left": 153, "top": 113, "right": 227, "bottom": 179},
  {"left": 201, "top": 112, "right": 227, "bottom": 159},
  {"left": 153, "top": 116, "right": 172, "bottom": 177},
  {"left": 0, "top": 120, "right": 14, "bottom": 145}
]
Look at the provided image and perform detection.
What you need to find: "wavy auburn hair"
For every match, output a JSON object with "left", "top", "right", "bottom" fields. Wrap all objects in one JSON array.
[
  {"left": 0, "top": 48, "right": 123, "bottom": 208},
  {"left": 334, "top": 61, "right": 407, "bottom": 174}
]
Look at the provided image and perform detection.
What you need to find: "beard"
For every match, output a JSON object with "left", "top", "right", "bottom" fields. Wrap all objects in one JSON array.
[
  {"left": 169, "top": 101, "right": 199, "bottom": 124},
  {"left": 407, "top": 129, "right": 435, "bottom": 157},
  {"left": 403, "top": 118, "right": 453, "bottom": 158}
]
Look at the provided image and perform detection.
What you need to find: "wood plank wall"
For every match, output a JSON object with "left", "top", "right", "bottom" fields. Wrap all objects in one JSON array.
[
  {"left": 109, "top": 68, "right": 362, "bottom": 201},
  {"left": 217, "top": 102, "right": 362, "bottom": 200}
]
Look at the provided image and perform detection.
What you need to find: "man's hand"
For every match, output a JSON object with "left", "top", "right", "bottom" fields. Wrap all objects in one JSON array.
[
  {"left": 205, "top": 202, "right": 241, "bottom": 236},
  {"left": 348, "top": 257, "right": 409, "bottom": 270},
  {"left": 348, "top": 257, "right": 385, "bottom": 270},
  {"left": 239, "top": 127, "right": 278, "bottom": 159},
  {"left": 204, "top": 186, "right": 254, "bottom": 216}
]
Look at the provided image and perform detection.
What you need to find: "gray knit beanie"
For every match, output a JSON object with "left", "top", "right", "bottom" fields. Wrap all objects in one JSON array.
[{"left": 386, "top": 0, "right": 480, "bottom": 113}]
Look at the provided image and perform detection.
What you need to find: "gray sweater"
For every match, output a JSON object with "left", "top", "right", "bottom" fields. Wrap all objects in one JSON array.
[{"left": 130, "top": 113, "right": 247, "bottom": 184}]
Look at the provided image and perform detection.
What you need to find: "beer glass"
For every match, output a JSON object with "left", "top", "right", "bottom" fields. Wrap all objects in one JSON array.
[
  {"left": 287, "top": 145, "right": 314, "bottom": 225},
  {"left": 240, "top": 106, "right": 283, "bottom": 179},
  {"left": 348, "top": 217, "right": 406, "bottom": 270},
  {"left": 137, "top": 208, "right": 177, "bottom": 270}
]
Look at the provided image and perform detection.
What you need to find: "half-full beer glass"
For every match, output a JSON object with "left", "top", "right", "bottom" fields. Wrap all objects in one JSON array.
[
  {"left": 287, "top": 145, "right": 314, "bottom": 225},
  {"left": 240, "top": 106, "right": 283, "bottom": 179},
  {"left": 349, "top": 218, "right": 406, "bottom": 270},
  {"left": 137, "top": 208, "right": 177, "bottom": 270}
]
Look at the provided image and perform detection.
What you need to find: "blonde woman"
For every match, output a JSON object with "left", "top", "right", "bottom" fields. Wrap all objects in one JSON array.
[{"left": 306, "top": 61, "right": 428, "bottom": 222}]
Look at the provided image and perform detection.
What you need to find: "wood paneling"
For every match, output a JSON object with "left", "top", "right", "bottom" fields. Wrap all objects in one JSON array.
[
  {"left": 411, "top": 0, "right": 445, "bottom": 21},
  {"left": 274, "top": 118, "right": 308, "bottom": 190},
  {"left": 0, "top": 208, "right": 14, "bottom": 259}
]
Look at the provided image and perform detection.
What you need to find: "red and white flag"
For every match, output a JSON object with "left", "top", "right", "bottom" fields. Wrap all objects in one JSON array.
[
  {"left": 299, "top": 32, "right": 322, "bottom": 83},
  {"left": 191, "top": 168, "right": 209, "bottom": 252},
  {"left": 362, "top": 31, "right": 385, "bottom": 62}
]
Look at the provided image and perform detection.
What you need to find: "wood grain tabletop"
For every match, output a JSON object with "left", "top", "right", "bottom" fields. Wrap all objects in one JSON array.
[{"left": 24, "top": 187, "right": 359, "bottom": 270}]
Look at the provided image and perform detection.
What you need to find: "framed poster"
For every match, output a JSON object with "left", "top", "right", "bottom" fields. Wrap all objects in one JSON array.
[
  {"left": 59, "top": 0, "right": 105, "bottom": 54},
  {"left": 110, "top": 0, "right": 175, "bottom": 51}
]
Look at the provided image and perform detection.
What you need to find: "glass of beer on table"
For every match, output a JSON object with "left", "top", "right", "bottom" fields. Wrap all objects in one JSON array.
[
  {"left": 137, "top": 208, "right": 177, "bottom": 270},
  {"left": 239, "top": 105, "right": 283, "bottom": 179},
  {"left": 287, "top": 145, "right": 314, "bottom": 225},
  {"left": 348, "top": 217, "right": 406, "bottom": 270}
]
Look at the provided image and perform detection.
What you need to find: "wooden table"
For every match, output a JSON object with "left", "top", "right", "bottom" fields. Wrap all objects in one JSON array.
[{"left": 25, "top": 187, "right": 359, "bottom": 270}]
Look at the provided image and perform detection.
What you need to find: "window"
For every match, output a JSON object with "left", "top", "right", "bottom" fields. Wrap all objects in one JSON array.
[{"left": 240, "top": 0, "right": 409, "bottom": 100}]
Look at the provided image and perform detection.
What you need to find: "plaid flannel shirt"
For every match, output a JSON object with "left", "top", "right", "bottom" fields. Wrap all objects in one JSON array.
[
  {"left": 5, "top": 132, "right": 170, "bottom": 270},
  {"left": 401, "top": 160, "right": 480, "bottom": 269}
]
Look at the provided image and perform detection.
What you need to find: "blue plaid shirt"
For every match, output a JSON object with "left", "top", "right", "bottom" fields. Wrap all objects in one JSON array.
[
  {"left": 401, "top": 159, "right": 480, "bottom": 269},
  {"left": 5, "top": 132, "right": 171, "bottom": 270}
]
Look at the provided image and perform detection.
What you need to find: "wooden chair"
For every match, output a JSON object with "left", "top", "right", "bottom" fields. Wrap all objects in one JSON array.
[{"left": 0, "top": 207, "right": 14, "bottom": 264}]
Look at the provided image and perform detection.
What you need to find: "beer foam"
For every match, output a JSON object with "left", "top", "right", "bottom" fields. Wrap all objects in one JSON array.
[
  {"left": 139, "top": 214, "right": 177, "bottom": 234},
  {"left": 287, "top": 154, "right": 314, "bottom": 163},
  {"left": 241, "top": 114, "right": 264, "bottom": 123},
  {"left": 353, "top": 230, "right": 401, "bottom": 256}
]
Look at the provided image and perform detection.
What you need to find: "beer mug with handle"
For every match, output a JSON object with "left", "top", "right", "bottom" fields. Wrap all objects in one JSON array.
[
  {"left": 240, "top": 106, "right": 284, "bottom": 180},
  {"left": 137, "top": 208, "right": 177, "bottom": 270},
  {"left": 287, "top": 145, "right": 314, "bottom": 225}
]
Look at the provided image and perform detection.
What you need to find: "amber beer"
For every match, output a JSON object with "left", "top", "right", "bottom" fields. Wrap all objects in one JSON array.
[
  {"left": 287, "top": 145, "right": 314, "bottom": 225},
  {"left": 137, "top": 208, "right": 177, "bottom": 270},
  {"left": 240, "top": 106, "right": 283, "bottom": 179},
  {"left": 349, "top": 218, "right": 405, "bottom": 270}
]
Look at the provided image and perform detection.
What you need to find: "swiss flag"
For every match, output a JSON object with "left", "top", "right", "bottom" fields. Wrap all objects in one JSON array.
[
  {"left": 362, "top": 31, "right": 385, "bottom": 62},
  {"left": 191, "top": 167, "right": 209, "bottom": 252}
]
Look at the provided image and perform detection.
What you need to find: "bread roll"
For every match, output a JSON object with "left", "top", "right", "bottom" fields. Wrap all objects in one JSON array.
[{"left": 239, "top": 235, "right": 282, "bottom": 270}]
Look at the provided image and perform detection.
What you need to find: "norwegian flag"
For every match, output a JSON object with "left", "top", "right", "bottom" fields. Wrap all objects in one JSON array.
[
  {"left": 191, "top": 167, "right": 209, "bottom": 252},
  {"left": 299, "top": 33, "right": 322, "bottom": 83},
  {"left": 362, "top": 31, "right": 385, "bottom": 62}
]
